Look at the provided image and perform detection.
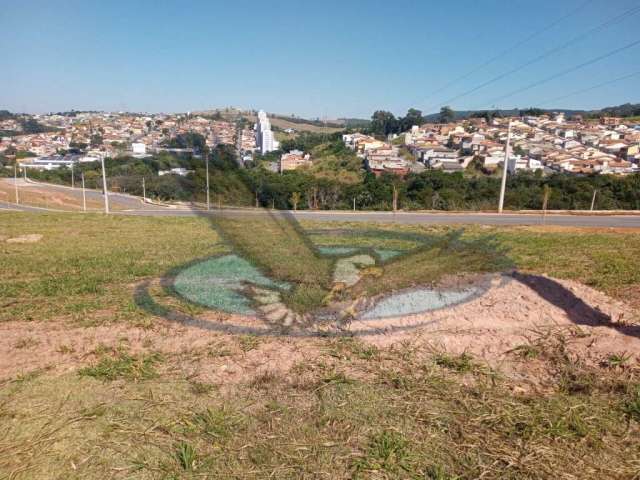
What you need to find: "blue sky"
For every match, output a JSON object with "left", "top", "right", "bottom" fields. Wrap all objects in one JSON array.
[{"left": 2, "top": 0, "right": 639, "bottom": 118}]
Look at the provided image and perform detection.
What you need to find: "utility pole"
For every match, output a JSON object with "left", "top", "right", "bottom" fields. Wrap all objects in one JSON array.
[
  {"left": 205, "top": 153, "right": 210, "bottom": 211},
  {"left": 590, "top": 189, "right": 597, "bottom": 211},
  {"left": 71, "top": 163, "right": 75, "bottom": 189},
  {"left": 542, "top": 185, "right": 550, "bottom": 225},
  {"left": 100, "top": 156, "right": 110, "bottom": 214},
  {"left": 142, "top": 177, "right": 146, "bottom": 203},
  {"left": 498, "top": 119, "right": 512, "bottom": 214},
  {"left": 353, "top": 197, "right": 356, "bottom": 211},
  {"left": 14, "top": 164, "right": 19, "bottom": 204},
  {"left": 81, "top": 172, "right": 87, "bottom": 212},
  {"left": 392, "top": 184, "right": 398, "bottom": 212}
]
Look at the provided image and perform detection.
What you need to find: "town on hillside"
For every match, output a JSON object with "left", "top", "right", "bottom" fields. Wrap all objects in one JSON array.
[{"left": 2, "top": 108, "right": 639, "bottom": 179}]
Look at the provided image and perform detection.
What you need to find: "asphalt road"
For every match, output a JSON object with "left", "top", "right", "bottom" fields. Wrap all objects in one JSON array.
[
  {"left": 2, "top": 179, "right": 640, "bottom": 228},
  {"left": 113, "top": 208, "right": 640, "bottom": 227},
  {"left": 1, "top": 178, "right": 166, "bottom": 211}
]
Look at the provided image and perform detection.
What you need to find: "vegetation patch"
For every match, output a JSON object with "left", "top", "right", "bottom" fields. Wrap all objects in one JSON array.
[{"left": 79, "top": 351, "right": 163, "bottom": 381}]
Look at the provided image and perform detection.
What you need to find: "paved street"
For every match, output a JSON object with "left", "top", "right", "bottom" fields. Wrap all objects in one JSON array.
[
  {"left": 115, "top": 207, "right": 640, "bottom": 227},
  {"left": 1, "top": 178, "right": 167, "bottom": 211},
  {"left": 2, "top": 178, "right": 640, "bottom": 227}
]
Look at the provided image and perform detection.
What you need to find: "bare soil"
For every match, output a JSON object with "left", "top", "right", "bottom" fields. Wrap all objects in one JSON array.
[{"left": 2, "top": 274, "right": 638, "bottom": 386}]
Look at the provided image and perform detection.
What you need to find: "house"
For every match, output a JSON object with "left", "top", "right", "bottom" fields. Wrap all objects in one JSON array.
[
  {"left": 461, "top": 133, "right": 485, "bottom": 154},
  {"left": 366, "top": 156, "right": 409, "bottom": 176},
  {"left": 507, "top": 155, "right": 543, "bottom": 173},
  {"left": 620, "top": 143, "right": 639, "bottom": 160},
  {"left": 420, "top": 147, "right": 459, "bottom": 167},
  {"left": 601, "top": 117, "right": 622, "bottom": 126},
  {"left": 365, "top": 146, "right": 408, "bottom": 176},
  {"left": 482, "top": 147, "right": 506, "bottom": 169},
  {"left": 280, "top": 150, "right": 312, "bottom": 172}
]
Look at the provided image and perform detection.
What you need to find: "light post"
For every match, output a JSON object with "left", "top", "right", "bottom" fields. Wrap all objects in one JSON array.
[
  {"left": 498, "top": 120, "right": 512, "bottom": 213},
  {"left": 100, "top": 157, "right": 110, "bottom": 214},
  {"left": 205, "top": 152, "right": 210, "bottom": 211},
  {"left": 14, "top": 164, "right": 19, "bottom": 204},
  {"left": 81, "top": 172, "right": 87, "bottom": 212}
]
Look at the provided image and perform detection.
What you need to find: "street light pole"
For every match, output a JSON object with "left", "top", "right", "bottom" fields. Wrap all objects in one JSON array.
[
  {"left": 81, "top": 172, "right": 87, "bottom": 212},
  {"left": 498, "top": 119, "right": 512, "bottom": 214},
  {"left": 142, "top": 177, "right": 146, "bottom": 203},
  {"left": 205, "top": 153, "right": 210, "bottom": 211},
  {"left": 100, "top": 156, "right": 110, "bottom": 214},
  {"left": 590, "top": 189, "right": 597, "bottom": 211},
  {"left": 71, "top": 163, "right": 75, "bottom": 189},
  {"left": 14, "top": 164, "right": 19, "bottom": 204}
]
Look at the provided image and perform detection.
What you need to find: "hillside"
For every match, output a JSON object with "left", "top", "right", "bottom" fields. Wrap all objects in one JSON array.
[
  {"left": 194, "top": 107, "right": 345, "bottom": 133},
  {"left": 243, "top": 113, "right": 344, "bottom": 134},
  {"left": 423, "top": 103, "right": 640, "bottom": 122}
]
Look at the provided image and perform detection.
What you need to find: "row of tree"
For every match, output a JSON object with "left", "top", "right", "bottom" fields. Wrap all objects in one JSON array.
[
  {"left": 368, "top": 107, "right": 456, "bottom": 137},
  {"left": 5, "top": 127, "right": 640, "bottom": 211},
  {"left": 16, "top": 144, "right": 640, "bottom": 211}
]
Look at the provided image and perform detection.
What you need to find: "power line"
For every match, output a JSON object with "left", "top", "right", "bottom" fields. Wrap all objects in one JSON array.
[
  {"left": 485, "top": 38, "right": 640, "bottom": 107},
  {"left": 537, "top": 70, "right": 640, "bottom": 107},
  {"left": 421, "top": 0, "right": 594, "bottom": 103},
  {"left": 426, "top": 3, "right": 640, "bottom": 112}
]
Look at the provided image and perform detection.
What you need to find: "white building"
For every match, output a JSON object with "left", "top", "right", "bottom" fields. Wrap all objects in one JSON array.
[
  {"left": 507, "top": 155, "right": 543, "bottom": 173},
  {"left": 255, "top": 110, "right": 279, "bottom": 155},
  {"left": 132, "top": 142, "right": 147, "bottom": 155}
]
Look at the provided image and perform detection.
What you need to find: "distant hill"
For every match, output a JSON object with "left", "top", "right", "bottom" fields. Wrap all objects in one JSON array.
[
  {"left": 423, "top": 103, "right": 640, "bottom": 122},
  {"left": 337, "top": 118, "right": 371, "bottom": 128}
]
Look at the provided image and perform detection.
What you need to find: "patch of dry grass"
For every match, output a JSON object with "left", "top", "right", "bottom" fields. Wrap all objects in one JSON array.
[{"left": 1, "top": 337, "right": 638, "bottom": 479}]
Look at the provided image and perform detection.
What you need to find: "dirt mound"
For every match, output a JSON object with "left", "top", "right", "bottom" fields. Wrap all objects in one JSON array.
[
  {"left": 1, "top": 274, "right": 637, "bottom": 385},
  {"left": 355, "top": 273, "right": 639, "bottom": 363}
]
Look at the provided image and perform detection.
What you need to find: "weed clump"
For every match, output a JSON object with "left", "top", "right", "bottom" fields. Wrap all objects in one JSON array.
[
  {"left": 434, "top": 352, "right": 475, "bottom": 373},
  {"left": 79, "top": 352, "right": 163, "bottom": 381}
]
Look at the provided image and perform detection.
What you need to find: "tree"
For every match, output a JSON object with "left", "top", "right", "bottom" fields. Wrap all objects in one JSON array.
[
  {"left": 439, "top": 106, "right": 455, "bottom": 123},
  {"left": 370, "top": 111, "right": 399, "bottom": 137},
  {"left": 90, "top": 133, "right": 103, "bottom": 147},
  {"left": 290, "top": 192, "right": 301, "bottom": 210},
  {"left": 400, "top": 108, "right": 424, "bottom": 132},
  {"left": 163, "top": 132, "right": 207, "bottom": 152}
]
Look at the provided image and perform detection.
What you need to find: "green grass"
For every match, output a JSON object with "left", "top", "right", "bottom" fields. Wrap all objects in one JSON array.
[
  {"left": 0, "top": 213, "right": 226, "bottom": 325},
  {"left": 175, "top": 441, "right": 197, "bottom": 471},
  {"left": 213, "top": 212, "right": 334, "bottom": 313},
  {"left": 309, "top": 221, "right": 640, "bottom": 303},
  {"left": 78, "top": 352, "right": 163, "bottom": 381},
  {"left": 434, "top": 352, "right": 475, "bottom": 373},
  {"left": 4, "top": 213, "right": 640, "bottom": 324},
  {"left": 493, "top": 227, "right": 640, "bottom": 298}
]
